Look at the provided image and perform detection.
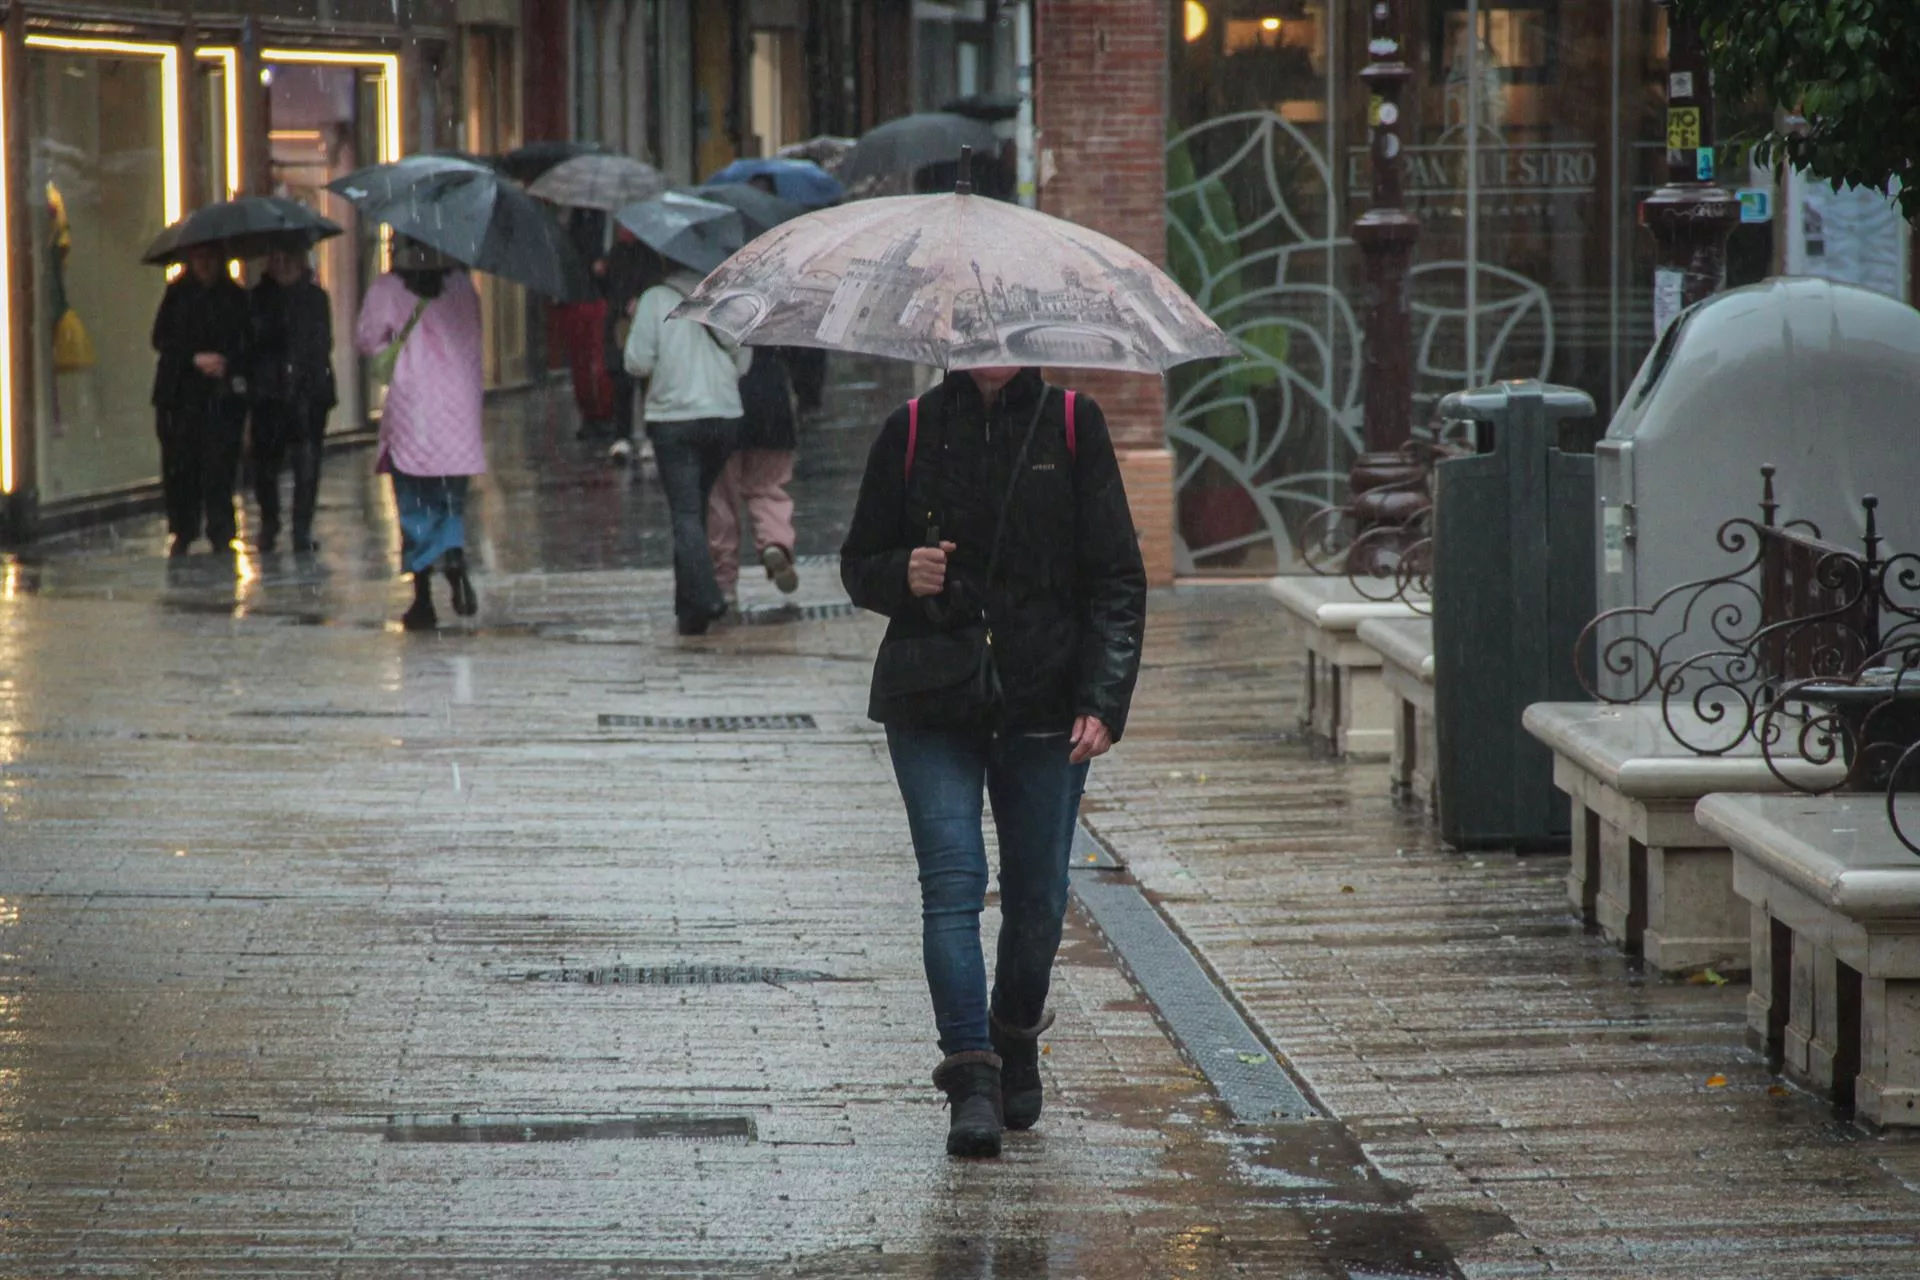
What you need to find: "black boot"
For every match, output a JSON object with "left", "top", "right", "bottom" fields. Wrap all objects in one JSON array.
[
  {"left": 442, "top": 548, "right": 478, "bottom": 617},
  {"left": 401, "top": 571, "right": 437, "bottom": 631},
  {"left": 931, "top": 1050, "right": 1003, "bottom": 1159},
  {"left": 990, "top": 1007, "right": 1053, "bottom": 1131}
]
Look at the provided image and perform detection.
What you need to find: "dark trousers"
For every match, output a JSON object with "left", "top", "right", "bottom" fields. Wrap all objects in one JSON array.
[
  {"left": 251, "top": 400, "right": 327, "bottom": 545},
  {"left": 157, "top": 406, "right": 245, "bottom": 547},
  {"left": 790, "top": 347, "right": 827, "bottom": 412},
  {"left": 611, "top": 370, "right": 637, "bottom": 442},
  {"left": 647, "top": 416, "right": 740, "bottom": 624},
  {"left": 885, "top": 726, "right": 1090, "bottom": 1055}
]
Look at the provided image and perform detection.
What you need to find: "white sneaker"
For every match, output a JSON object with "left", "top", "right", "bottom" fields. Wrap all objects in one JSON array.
[{"left": 608, "top": 438, "right": 633, "bottom": 464}]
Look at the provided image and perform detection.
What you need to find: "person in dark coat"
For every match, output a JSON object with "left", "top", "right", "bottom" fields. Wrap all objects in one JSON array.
[
  {"left": 151, "top": 243, "right": 252, "bottom": 556},
  {"left": 249, "top": 244, "right": 336, "bottom": 553},
  {"left": 601, "top": 236, "right": 664, "bottom": 465},
  {"left": 840, "top": 366, "right": 1147, "bottom": 1159},
  {"left": 708, "top": 346, "right": 801, "bottom": 602}
]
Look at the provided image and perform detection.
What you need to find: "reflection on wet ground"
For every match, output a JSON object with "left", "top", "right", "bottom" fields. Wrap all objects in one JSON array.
[{"left": 0, "top": 369, "right": 1478, "bottom": 1276}]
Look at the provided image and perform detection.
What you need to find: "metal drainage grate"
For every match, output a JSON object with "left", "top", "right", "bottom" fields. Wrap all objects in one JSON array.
[
  {"left": 1071, "top": 820, "right": 1123, "bottom": 869},
  {"left": 738, "top": 601, "right": 862, "bottom": 626},
  {"left": 383, "top": 1113, "right": 755, "bottom": 1144},
  {"left": 232, "top": 708, "right": 430, "bottom": 719},
  {"left": 526, "top": 963, "right": 837, "bottom": 985},
  {"left": 597, "top": 713, "right": 818, "bottom": 731},
  {"left": 1072, "top": 874, "right": 1317, "bottom": 1124}
]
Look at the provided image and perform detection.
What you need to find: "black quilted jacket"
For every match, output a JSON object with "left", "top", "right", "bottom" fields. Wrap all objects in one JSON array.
[{"left": 840, "top": 368, "right": 1148, "bottom": 738}]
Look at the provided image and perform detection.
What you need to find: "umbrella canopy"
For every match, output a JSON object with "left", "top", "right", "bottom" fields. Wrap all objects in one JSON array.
[
  {"left": 670, "top": 192, "right": 1237, "bottom": 374},
  {"left": 494, "top": 140, "right": 606, "bottom": 183},
  {"left": 142, "top": 196, "right": 342, "bottom": 265},
  {"left": 613, "top": 192, "right": 745, "bottom": 275},
  {"left": 940, "top": 92, "right": 1024, "bottom": 122},
  {"left": 705, "top": 157, "right": 844, "bottom": 207},
  {"left": 775, "top": 135, "right": 857, "bottom": 179},
  {"left": 842, "top": 112, "right": 999, "bottom": 185},
  {"left": 687, "top": 182, "right": 804, "bottom": 237},
  {"left": 327, "top": 161, "right": 591, "bottom": 301},
  {"left": 527, "top": 153, "right": 669, "bottom": 210}
]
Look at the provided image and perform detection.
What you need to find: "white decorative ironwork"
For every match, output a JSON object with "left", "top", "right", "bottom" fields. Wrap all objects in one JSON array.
[{"left": 1167, "top": 109, "right": 1555, "bottom": 573}]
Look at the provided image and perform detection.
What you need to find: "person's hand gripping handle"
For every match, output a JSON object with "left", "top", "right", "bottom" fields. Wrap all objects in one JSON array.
[{"left": 909, "top": 524, "right": 956, "bottom": 599}]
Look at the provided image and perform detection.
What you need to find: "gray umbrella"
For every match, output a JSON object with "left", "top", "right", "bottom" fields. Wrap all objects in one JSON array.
[
  {"left": 327, "top": 160, "right": 591, "bottom": 301},
  {"left": 528, "top": 153, "right": 671, "bottom": 211},
  {"left": 613, "top": 193, "right": 746, "bottom": 274},
  {"left": 843, "top": 112, "right": 1000, "bottom": 184},
  {"left": 686, "top": 183, "right": 804, "bottom": 237}
]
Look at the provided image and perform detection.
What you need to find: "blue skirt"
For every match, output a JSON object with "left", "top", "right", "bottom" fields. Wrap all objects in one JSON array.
[{"left": 391, "top": 472, "right": 468, "bottom": 574}]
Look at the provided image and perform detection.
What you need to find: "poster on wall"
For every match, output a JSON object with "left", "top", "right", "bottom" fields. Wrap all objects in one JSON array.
[{"left": 1784, "top": 171, "right": 1908, "bottom": 300}]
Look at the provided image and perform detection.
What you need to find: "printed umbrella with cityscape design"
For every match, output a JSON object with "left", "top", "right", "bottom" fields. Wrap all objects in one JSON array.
[{"left": 670, "top": 187, "right": 1236, "bottom": 373}]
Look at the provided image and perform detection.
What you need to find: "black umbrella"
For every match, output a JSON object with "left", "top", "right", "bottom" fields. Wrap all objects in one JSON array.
[
  {"left": 843, "top": 112, "right": 1000, "bottom": 184},
  {"left": 327, "top": 162, "right": 592, "bottom": 301},
  {"left": 494, "top": 140, "right": 607, "bottom": 183},
  {"left": 141, "top": 196, "right": 342, "bottom": 265},
  {"left": 939, "top": 92, "right": 1025, "bottom": 122},
  {"left": 686, "top": 182, "right": 804, "bottom": 237}
]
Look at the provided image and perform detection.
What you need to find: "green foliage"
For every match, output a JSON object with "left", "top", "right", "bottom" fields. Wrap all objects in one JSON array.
[
  {"left": 1678, "top": 0, "right": 1920, "bottom": 220},
  {"left": 1166, "top": 138, "right": 1288, "bottom": 456}
]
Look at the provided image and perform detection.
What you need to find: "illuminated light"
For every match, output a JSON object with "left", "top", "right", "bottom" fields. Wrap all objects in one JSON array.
[
  {"left": 197, "top": 47, "right": 243, "bottom": 198},
  {"left": 1184, "top": 0, "right": 1208, "bottom": 42},
  {"left": 0, "top": 36, "right": 12, "bottom": 494},
  {"left": 26, "top": 37, "right": 184, "bottom": 225},
  {"left": 262, "top": 50, "right": 401, "bottom": 164},
  {"left": 1261, "top": 16, "right": 1281, "bottom": 31}
]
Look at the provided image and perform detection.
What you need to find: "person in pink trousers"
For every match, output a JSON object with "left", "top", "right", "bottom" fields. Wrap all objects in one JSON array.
[
  {"left": 709, "top": 346, "right": 801, "bottom": 605},
  {"left": 355, "top": 243, "right": 487, "bottom": 631}
]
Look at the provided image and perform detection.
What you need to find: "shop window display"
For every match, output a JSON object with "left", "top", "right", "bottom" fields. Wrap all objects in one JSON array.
[{"left": 27, "top": 48, "right": 172, "bottom": 501}]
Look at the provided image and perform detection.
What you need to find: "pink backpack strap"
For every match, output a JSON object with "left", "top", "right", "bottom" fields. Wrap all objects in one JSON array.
[
  {"left": 1064, "top": 390, "right": 1077, "bottom": 459},
  {"left": 905, "top": 397, "right": 920, "bottom": 480}
]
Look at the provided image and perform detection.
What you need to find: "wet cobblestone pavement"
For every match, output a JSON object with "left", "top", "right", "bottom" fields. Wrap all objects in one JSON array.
[{"left": 2, "top": 373, "right": 1917, "bottom": 1275}]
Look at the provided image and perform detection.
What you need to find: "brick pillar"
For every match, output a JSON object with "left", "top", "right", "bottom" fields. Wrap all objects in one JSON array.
[{"left": 1035, "top": 0, "right": 1174, "bottom": 585}]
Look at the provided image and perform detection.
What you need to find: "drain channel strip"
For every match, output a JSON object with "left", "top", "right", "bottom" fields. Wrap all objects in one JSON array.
[
  {"left": 597, "top": 713, "right": 819, "bottom": 731},
  {"left": 383, "top": 1113, "right": 754, "bottom": 1144},
  {"left": 1070, "top": 866, "right": 1317, "bottom": 1124}
]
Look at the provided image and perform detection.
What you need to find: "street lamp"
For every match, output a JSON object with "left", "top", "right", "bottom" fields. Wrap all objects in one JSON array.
[{"left": 1640, "top": 2, "right": 1739, "bottom": 337}]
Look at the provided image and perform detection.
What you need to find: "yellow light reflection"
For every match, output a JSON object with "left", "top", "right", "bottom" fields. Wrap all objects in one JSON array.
[{"left": 197, "top": 47, "right": 242, "bottom": 198}]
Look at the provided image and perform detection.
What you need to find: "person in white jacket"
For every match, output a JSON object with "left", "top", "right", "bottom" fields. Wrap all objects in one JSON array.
[{"left": 625, "top": 267, "right": 751, "bottom": 635}]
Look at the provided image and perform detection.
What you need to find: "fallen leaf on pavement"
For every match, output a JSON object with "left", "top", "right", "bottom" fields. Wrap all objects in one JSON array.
[
  {"left": 1705, "top": 1074, "right": 1728, "bottom": 1088},
  {"left": 1340, "top": 885, "right": 1356, "bottom": 894},
  {"left": 1687, "top": 969, "right": 1730, "bottom": 987},
  {"left": 1767, "top": 1084, "right": 1790, "bottom": 1097}
]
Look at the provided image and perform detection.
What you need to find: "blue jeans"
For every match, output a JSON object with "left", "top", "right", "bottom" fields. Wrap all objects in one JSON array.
[
  {"left": 886, "top": 726, "right": 1090, "bottom": 1055},
  {"left": 648, "top": 417, "right": 740, "bottom": 624}
]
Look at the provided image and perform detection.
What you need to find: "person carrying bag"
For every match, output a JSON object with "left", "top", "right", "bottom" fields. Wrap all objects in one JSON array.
[{"left": 840, "top": 366, "right": 1147, "bottom": 1160}]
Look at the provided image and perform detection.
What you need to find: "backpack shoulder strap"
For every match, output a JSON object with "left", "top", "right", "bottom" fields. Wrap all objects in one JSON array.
[
  {"left": 1064, "top": 389, "right": 1077, "bottom": 459},
  {"left": 905, "top": 397, "right": 920, "bottom": 480}
]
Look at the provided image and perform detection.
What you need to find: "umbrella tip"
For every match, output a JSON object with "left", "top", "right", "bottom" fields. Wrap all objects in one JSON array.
[{"left": 955, "top": 145, "right": 973, "bottom": 197}]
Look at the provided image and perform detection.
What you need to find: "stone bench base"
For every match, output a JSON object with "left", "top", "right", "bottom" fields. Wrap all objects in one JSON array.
[
  {"left": 1359, "top": 617, "right": 1436, "bottom": 816},
  {"left": 1271, "top": 578, "right": 1425, "bottom": 762},
  {"left": 1699, "top": 794, "right": 1920, "bottom": 1129}
]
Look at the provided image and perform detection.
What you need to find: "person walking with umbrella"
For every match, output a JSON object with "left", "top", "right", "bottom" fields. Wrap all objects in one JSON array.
[
  {"left": 150, "top": 243, "right": 253, "bottom": 557},
  {"left": 619, "top": 195, "right": 750, "bottom": 635},
  {"left": 673, "top": 161, "right": 1233, "bottom": 1157},
  {"left": 248, "top": 241, "right": 336, "bottom": 554},
  {"left": 355, "top": 239, "right": 486, "bottom": 630}
]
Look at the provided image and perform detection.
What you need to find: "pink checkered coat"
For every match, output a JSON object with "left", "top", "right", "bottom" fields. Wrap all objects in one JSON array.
[{"left": 356, "top": 270, "right": 487, "bottom": 477}]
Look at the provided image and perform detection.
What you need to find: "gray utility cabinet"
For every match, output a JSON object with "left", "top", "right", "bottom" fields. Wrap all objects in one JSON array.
[
  {"left": 1432, "top": 381, "right": 1598, "bottom": 850},
  {"left": 1596, "top": 277, "right": 1920, "bottom": 697}
]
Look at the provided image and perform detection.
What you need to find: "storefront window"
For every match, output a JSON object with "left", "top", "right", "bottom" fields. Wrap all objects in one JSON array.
[
  {"left": 466, "top": 28, "right": 527, "bottom": 389},
  {"left": 265, "top": 53, "right": 400, "bottom": 432},
  {"left": 1166, "top": 0, "right": 1772, "bottom": 575},
  {"left": 26, "top": 41, "right": 178, "bottom": 501}
]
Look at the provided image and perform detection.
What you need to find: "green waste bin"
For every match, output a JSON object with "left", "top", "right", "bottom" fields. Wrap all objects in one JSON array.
[{"left": 1432, "top": 380, "right": 1598, "bottom": 849}]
